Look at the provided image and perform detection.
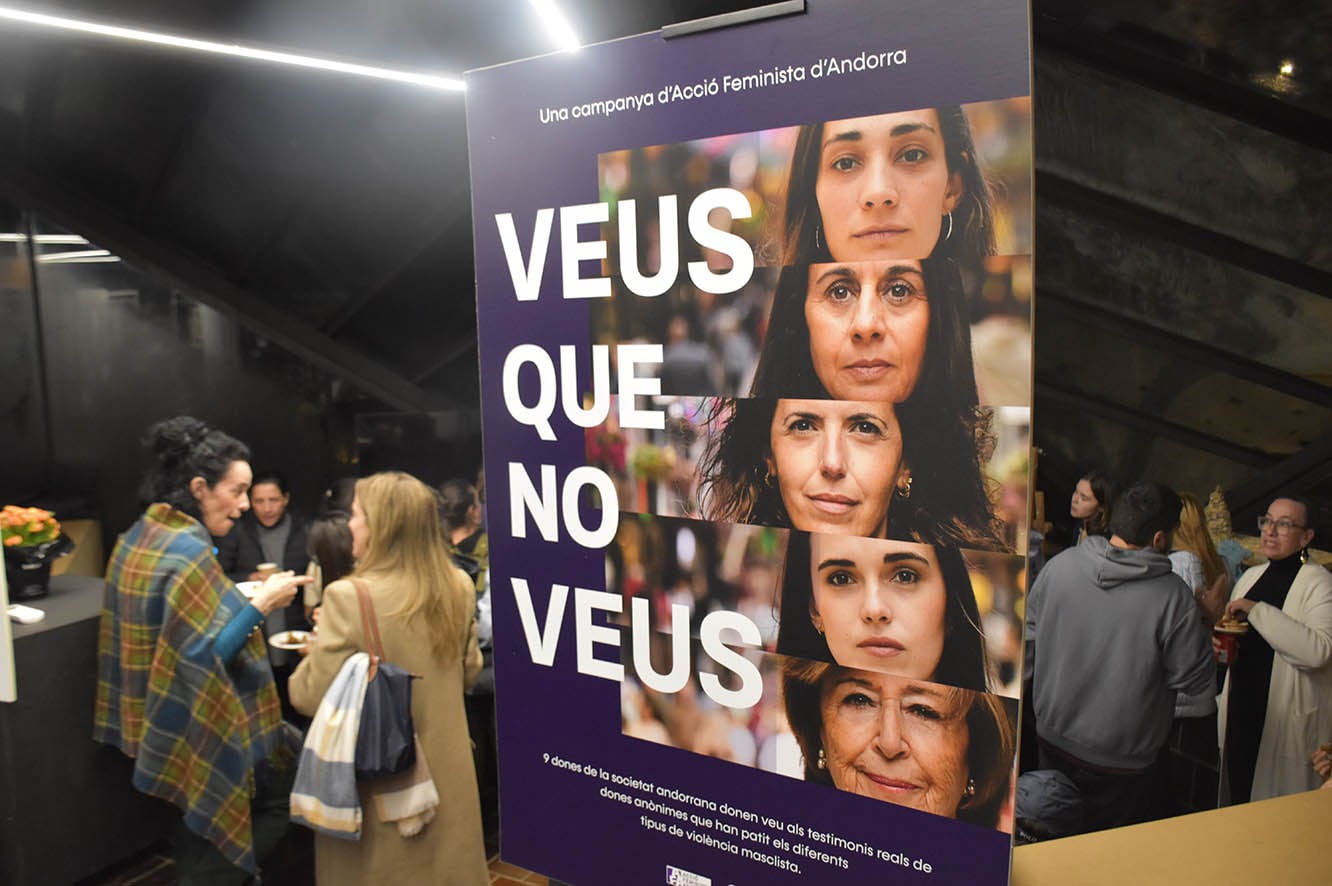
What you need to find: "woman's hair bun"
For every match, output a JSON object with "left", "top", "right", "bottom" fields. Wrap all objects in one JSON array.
[{"left": 144, "top": 415, "right": 210, "bottom": 462}]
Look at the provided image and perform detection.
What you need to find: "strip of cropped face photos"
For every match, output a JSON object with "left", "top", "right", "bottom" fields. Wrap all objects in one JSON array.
[{"left": 592, "top": 98, "right": 1032, "bottom": 832}]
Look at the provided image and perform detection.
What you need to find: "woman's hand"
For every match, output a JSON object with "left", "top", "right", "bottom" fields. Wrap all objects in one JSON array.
[
  {"left": 252, "top": 570, "right": 313, "bottom": 616},
  {"left": 1225, "top": 597, "right": 1257, "bottom": 620},
  {"left": 1313, "top": 744, "right": 1332, "bottom": 782}
]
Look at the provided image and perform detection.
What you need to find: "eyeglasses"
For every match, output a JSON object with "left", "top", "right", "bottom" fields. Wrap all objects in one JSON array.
[{"left": 1258, "top": 516, "right": 1306, "bottom": 535}]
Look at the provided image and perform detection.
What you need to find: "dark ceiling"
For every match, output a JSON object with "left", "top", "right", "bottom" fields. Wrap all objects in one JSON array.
[{"left": 1, "top": 0, "right": 1329, "bottom": 531}]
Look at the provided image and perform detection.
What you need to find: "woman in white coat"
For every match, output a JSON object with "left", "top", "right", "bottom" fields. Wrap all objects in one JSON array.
[{"left": 1218, "top": 494, "right": 1332, "bottom": 802}]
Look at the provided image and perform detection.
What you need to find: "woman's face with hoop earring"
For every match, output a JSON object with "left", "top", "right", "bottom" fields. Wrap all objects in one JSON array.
[
  {"left": 766, "top": 399, "right": 905, "bottom": 538},
  {"left": 814, "top": 110, "right": 963, "bottom": 263}
]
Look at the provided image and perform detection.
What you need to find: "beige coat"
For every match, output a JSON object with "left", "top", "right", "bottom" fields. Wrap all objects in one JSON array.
[
  {"left": 1218, "top": 561, "right": 1332, "bottom": 801},
  {"left": 290, "top": 571, "right": 487, "bottom": 885}
]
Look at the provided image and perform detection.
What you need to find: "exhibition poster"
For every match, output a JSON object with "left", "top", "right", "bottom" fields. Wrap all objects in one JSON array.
[{"left": 465, "top": 1, "right": 1032, "bottom": 882}]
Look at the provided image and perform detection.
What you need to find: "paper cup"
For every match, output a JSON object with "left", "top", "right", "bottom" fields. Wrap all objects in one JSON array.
[
  {"left": 256, "top": 562, "right": 280, "bottom": 577},
  {"left": 1213, "top": 626, "right": 1246, "bottom": 665}
]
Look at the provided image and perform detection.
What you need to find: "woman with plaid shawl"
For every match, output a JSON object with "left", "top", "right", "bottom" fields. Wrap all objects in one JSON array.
[{"left": 94, "top": 416, "right": 310, "bottom": 882}]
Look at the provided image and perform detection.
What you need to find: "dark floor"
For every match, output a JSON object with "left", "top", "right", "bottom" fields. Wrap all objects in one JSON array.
[{"left": 77, "top": 824, "right": 543, "bottom": 885}]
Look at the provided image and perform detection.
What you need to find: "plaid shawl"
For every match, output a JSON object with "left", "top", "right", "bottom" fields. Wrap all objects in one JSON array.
[{"left": 93, "top": 503, "right": 282, "bottom": 873}]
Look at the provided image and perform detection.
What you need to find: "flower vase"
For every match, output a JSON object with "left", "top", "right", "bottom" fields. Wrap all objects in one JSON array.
[{"left": 4, "top": 548, "right": 53, "bottom": 600}]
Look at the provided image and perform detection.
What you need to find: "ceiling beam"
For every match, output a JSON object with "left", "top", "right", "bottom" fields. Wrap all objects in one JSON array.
[
  {"left": 0, "top": 171, "right": 451, "bottom": 415},
  {"left": 1033, "top": 9, "right": 1331, "bottom": 154},
  {"left": 1035, "top": 170, "right": 1332, "bottom": 302},
  {"left": 1038, "top": 289, "right": 1332, "bottom": 409},
  {"left": 1034, "top": 378, "right": 1278, "bottom": 469},
  {"left": 1224, "top": 430, "right": 1332, "bottom": 521}
]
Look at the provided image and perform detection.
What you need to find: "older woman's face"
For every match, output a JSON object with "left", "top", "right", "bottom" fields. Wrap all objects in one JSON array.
[
  {"left": 815, "top": 110, "right": 962, "bottom": 263},
  {"left": 194, "top": 460, "right": 252, "bottom": 537},
  {"left": 805, "top": 261, "right": 929, "bottom": 402},
  {"left": 809, "top": 535, "right": 948, "bottom": 680},
  {"left": 819, "top": 671, "right": 970, "bottom": 817},
  {"left": 768, "top": 400, "right": 904, "bottom": 538},
  {"left": 1259, "top": 497, "right": 1314, "bottom": 561}
]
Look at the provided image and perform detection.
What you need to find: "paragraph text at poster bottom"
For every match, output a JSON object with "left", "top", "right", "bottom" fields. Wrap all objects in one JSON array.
[{"left": 543, "top": 753, "right": 937, "bottom": 876}]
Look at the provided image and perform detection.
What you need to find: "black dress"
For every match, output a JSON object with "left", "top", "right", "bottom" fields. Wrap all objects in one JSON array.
[{"left": 1224, "top": 554, "right": 1301, "bottom": 803}]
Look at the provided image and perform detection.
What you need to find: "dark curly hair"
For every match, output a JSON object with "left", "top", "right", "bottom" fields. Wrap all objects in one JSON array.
[
  {"left": 697, "top": 397, "right": 1007, "bottom": 551},
  {"left": 138, "top": 416, "right": 249, "bottom": 520}
]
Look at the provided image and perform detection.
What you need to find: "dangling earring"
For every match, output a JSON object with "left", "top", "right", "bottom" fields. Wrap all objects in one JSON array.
[
  {"left": 896, "top": 475, "right": 913, "bottom": 500},
  {"left": 763, "top": 467, "right": 776, "bottom": 489},
  {"left": 814, "top": 224, "right": 822, "bottom": 251},
  {"left": 1301, "top": 548, "right": 1310, "bottom": 564},
  {"left": 816, "top": 748, "right": 827, "bottom": 770},
  {"left": 941, "top": 211, "right": 953, "bottom": 242},
  {"left": 965, "top": 777, "right": 975, "bottom": 797}
]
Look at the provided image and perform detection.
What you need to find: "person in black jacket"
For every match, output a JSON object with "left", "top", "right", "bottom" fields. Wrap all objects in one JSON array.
[
  {"left": 216, "top": 470, "right": 310, "bottom": 582},
  {"left": 215, "top": 470, "right": 311, "bottom": 723}
]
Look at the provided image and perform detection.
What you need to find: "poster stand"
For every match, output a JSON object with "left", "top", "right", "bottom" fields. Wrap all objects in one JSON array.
[{"left": 465, "top": 1, "right": 1032, "bottom": 881}]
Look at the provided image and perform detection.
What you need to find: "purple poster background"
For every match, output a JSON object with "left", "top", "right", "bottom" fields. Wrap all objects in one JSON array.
[{"left": 465, "top": 2, "right": 1031, "bottom": 883}]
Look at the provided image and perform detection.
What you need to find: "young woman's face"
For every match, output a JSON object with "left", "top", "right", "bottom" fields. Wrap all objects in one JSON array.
[
  {"left": 815, "top": 110, "right": 962, "bottom": 263},
  {"left": 767, "top": 399, "right": 904, "bottom": 538},
  {"left": 348, "top": 495, "right": 370, "bottom": 560},
  {"left": 808, "top": 535, "right": 948, "bottom": 680},
  {"left": 805, "top": 261, "right": 929, "bottom": 402},
  {"left": 1069, "top": 479, "right": 1099, "bottom": 520},
  {"left": 193, "top": 460, "right": 252, "bottom": 537},
  {"left": 819, "top": 670, "right": 971, "bottom": 818}
]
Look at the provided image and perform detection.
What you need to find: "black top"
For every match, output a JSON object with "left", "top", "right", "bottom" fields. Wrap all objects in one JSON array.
[{"left": 1225, "top": 554, "right": 1301, "bottom": 803}]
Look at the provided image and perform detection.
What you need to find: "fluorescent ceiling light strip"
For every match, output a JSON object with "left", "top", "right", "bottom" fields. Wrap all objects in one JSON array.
[
  {"left": 36, "top": 249, "right": 112, "bottom": 262},
  {"left": 41, "top": 255, "right": 122, "bottom": 263},
  {"left": 0, "top": 233, "right": 90, "bottom": 243},
  {"left": 0, "top": 7, "right": 465, "bottom": 91},
  {"left": 528, "top": 0, "right": 580, "bottom": 52}
]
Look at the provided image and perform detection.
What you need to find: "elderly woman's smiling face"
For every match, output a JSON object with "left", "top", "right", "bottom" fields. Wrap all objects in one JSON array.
[{"left": 819, "top": 671, "right": 970, "bottom": 818}]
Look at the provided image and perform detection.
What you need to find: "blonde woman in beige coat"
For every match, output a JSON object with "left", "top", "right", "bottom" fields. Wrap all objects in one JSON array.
[{"left": 290, "top": 471, "right": 488, "bottom": 885}]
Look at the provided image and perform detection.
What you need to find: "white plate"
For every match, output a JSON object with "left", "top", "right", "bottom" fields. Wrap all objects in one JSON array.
[
  {"left": 236, "top": 581, "right": 261, "bottom": 598},
  {"left": 269, "top": 630, "right": 311, "bottom": 650}
]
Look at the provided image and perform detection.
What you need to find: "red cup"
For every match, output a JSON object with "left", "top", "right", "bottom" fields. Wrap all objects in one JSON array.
[{"left": 1213, "top": 627, "right": 1245, "bottom": 665}]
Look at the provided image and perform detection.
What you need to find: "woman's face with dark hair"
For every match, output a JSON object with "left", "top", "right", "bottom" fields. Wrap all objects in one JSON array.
[
  {"left": 815, "top": 110, "right": 962, "bottom": 262},
  {"left": 1070, "top": 478, "right": 1100, "bottom": 520},
  {"left": 1259, "top": 497, "right": 1314, "bottom": 561},
  {"left": 819, "top": 670, "right": 970, "bottom": 817},
  {"left": 805, "top": 260, "right": 929, "bottom": 402},
  {"left": 767, "top": 400, "right": 904, "bottom": 537},
  {"left": 191, "top": 460, "right": 252, "bottom": 537},
  {"left": 808, "top": 535, "right": 947, "bottom": 679}
]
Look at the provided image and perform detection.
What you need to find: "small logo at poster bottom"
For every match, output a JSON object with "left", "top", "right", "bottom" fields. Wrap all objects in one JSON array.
[{"left": 666, "top": 865, "right": 711, "bottom": 886}]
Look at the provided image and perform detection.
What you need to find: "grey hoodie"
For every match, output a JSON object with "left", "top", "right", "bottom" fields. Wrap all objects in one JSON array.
[{"left": 1024, "top": 535, "right": 1213, "bottom": 770}]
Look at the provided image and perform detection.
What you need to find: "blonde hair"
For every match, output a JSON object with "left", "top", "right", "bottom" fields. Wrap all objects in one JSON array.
[
  {"left": 353, "top": 471, "right": 472, "bottom": 661},
  {"left": 1172, "top": 492, "right": 1226, "bottom": 589}
]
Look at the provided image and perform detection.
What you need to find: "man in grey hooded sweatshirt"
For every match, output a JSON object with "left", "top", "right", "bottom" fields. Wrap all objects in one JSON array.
[{"left": 1024, "top": 481, "right": 1213, "bottom": 834}]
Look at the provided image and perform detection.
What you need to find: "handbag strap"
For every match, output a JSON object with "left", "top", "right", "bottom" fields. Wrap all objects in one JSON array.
[{"left": 352, "top": 578, "right": 386, "bottom": 680}]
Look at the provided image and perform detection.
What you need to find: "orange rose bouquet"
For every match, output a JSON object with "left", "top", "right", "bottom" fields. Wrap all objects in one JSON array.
[
  {"left": 3, "top": 504, "right": 73, "bottom": 600},
  {"left": 2, "top": 505, "right": 62, "bottom": 548}
]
